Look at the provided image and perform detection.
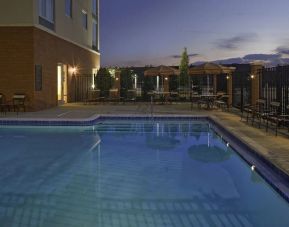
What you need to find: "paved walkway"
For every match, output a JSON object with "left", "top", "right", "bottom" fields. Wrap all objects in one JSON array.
[{"left": 1, "top": 102, "right": 289, "bottom": 177}]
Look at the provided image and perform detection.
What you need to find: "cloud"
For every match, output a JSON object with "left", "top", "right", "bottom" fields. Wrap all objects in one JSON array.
[
  {"left": 276, "top": 46, "right": 289, "bottom": 56},
  {"left": 170, "top": 53, "right": 200, "bottom": 59},
  {"left": 216, "top": 33, "right": 258, "bottom": 50},
  {"left": 243, "top": 54, "right": 281, "bottom": 61}
]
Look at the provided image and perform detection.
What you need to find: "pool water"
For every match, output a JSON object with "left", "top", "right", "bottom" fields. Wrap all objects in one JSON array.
[{"left": 0, "top": 120, "right": 289, "bottom": 227}]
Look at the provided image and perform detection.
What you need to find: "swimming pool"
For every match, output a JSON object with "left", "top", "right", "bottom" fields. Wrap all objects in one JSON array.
[{"left": 0, "top": 118, "right": 289, "bottom": 226}]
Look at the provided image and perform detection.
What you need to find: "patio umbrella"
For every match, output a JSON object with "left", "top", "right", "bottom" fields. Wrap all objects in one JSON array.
[
  {"left": 189, "top": 62, "right": 235, "bottom": 94},
  {"left": 144, "top": 65, "right": 180, "bottom": 92},
  {"left": 189, "top": 62, "right": 235, "bottom": 75},
  {"left": 144, "top": 65, "right": 180, "bottom": 77},
  {"left": 188, "top": 144, "right": 231, "bottom": 163}
]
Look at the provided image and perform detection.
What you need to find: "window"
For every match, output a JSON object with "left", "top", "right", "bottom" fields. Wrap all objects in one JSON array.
[
  {"left": 82, "top": 10, "right": 87, "bottom": 29},
  {"left": 39, "top": 0, "right": 54, "bottom": 29},
  {"left": 92, "top": 21, "right": 98, "bottom": 50},
  {"left": 39, "top": 0, "right": 54, "bottom": 22},
  {"left": 92, "top": 0, "right": 97, "bottom": 16},
  {"left": 65, "top": 0, "right": 72, "bottom": 18},
  {"left": 35, "top": 65, "right": 42, "bottom": 91}
]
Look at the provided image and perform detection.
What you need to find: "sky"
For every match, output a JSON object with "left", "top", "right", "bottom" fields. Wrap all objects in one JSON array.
[{"left": 100, "top": 0, "right": 289, "bottom": 67}]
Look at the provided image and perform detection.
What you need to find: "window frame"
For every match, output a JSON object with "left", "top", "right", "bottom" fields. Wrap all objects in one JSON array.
[
  {"left": 92, "top": 20, "right": 98, "bottom": 51},
  {"left": 92, "top": 0, "right": 97, "bottom": 17},
  {"left": 65, "top": 0, "right": 72, "bottom": 18},
  {"left": 38, "top": 0, "right": 55, "bottom": 30}
]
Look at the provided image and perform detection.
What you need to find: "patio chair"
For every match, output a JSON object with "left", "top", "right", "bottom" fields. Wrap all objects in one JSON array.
[
  {"left": 250, "top": 99, "right": 267, "bottom": 127},
  {"left": 272, "top": 104, "right": 289, "bottom": 135},
  {"left": 86, "top": 89, "right": 102, "bottom": 104},
  {"left": 215, "top": 94, "right": 230, "bottom": 111},
  {"left": 12, "top": 94, "right": 26, "bottom": 113},
  {"left": 0, "top": 93, "right": 8, "bottom": 115},
  {"left": 265, "top": 101, "right": 281, "bottom": 136}
]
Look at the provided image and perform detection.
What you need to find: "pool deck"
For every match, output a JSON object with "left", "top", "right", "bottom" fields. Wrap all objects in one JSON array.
[{"left": 1, "top": 102, "right": 289, "bottom": 179}]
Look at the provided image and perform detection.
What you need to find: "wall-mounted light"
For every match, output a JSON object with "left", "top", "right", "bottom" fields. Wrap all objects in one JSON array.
[
  {"left": 165, "top": 77, "right": 168, "bottom": 81},
  {"left": 115, "top": 77, "right": 119, "bottom": 81},
  {"left": 250, "top": 74, "right": 255, "bottom": 79},
  {"left": 91, "top": 84, "right": 95, "bottom": 89},
  {"left": 226, "top": 75, "right": 230, "bottom": 80},
  {"left": 70, "top": 66, "right": 77, "bottom": 75}
]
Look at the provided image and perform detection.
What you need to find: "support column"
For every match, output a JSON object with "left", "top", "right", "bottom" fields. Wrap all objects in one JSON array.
[
  {"left": 164, "top": 76, "right": 169, "bottom": 92},
  {"left": 213, "top": 75, "right": 217, "bottom": 94},
  {"left": 114, "top": 70, "right": 121, "bottom": 96},
  {"left": 227, "top": 74, "right": 233, "bottom": 107},
  {"left": 250, "top": 64, "right": 263, "bottom": 106}
]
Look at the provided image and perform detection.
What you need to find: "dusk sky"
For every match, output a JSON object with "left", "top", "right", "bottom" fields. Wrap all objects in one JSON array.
[{"left": 100, "top": 0, "right": 289, "bottom": 67}]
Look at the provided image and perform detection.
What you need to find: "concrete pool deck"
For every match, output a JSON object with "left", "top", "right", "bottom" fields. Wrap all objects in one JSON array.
[{"left": 1, "top": 102, "right": 289, "bottom": 179}]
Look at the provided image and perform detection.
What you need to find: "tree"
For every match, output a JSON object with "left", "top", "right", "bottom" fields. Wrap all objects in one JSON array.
[
  {"left": 179, "top": 47, "right": 190, "bottom": 89},
  {"left": 96, "top": 68, "right": 113, "bottom": 97},
  {"left": 120, "top": 68, "right": 134, "bottom": 97}
]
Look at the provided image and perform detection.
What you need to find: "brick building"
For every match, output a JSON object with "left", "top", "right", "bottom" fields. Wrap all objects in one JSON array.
[{"left": 0, "top": 0, "right": 100, "bottom": 110}]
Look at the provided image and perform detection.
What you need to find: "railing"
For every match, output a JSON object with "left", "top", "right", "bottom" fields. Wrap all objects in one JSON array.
[{"left": 261, "top": 66, "right": 289, "bottom": 114}]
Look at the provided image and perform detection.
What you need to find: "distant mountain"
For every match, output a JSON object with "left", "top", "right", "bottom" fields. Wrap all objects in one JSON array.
[{"left": 191, "top": 54, "right": 289, "bottom": 67}]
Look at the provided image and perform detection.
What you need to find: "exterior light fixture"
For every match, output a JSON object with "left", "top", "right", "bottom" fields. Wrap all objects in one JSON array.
[
  {"left": 115, "top": 77, "right": 119, "bottom": 81},
  {"left": 226, "top": 75, "right": 230, "bottom": 80},
  {"left": 250, "top": 74, "right": 255, "bottom": 79},
  {"left": 71, "top": 67, "right": 77, "bottom": 75},
  {"left": 91, "top": 84, "right": 95, "bottom": 89},
  {"left": 165, "top": 77, "right": 168, "bottom": 81}
]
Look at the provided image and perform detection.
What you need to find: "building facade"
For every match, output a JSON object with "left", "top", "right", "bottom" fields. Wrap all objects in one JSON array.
[{"left": 0, "top": 0, "right": 100, "bottom": 110}]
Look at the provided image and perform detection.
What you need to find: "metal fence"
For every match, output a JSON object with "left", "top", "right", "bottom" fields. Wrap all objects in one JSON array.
[
  {"left": 71, "top": 74, "right": 93, "bottom": 102},
  {"left": 232, "top": 66, "right": 252, "bottom": 110},
  {"left": 261, "top": 66, "right": 289, "bottom": 114},
  {"left": 70, "top": 66, "right": 289, "bottom": 112}
]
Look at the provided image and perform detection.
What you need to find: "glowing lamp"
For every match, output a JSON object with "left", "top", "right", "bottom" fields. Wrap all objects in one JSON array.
[{"left": 71, "top": 67, "right": 77, "bottom": 74}]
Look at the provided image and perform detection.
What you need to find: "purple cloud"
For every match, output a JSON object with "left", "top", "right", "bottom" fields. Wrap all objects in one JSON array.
[{"left": 216, "top": 33, "right": 258, "bottom": 50}]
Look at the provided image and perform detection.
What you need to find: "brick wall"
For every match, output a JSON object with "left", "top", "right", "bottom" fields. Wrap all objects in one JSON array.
[
  {"left": 0, "top": 27, "right": 34, "bottom": 108},
  {"left": 0, "top": 26, "right": 100, "bottom": 111},
  {"left": 33, "top": 27, "right": 100, "bottom": 110}
]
